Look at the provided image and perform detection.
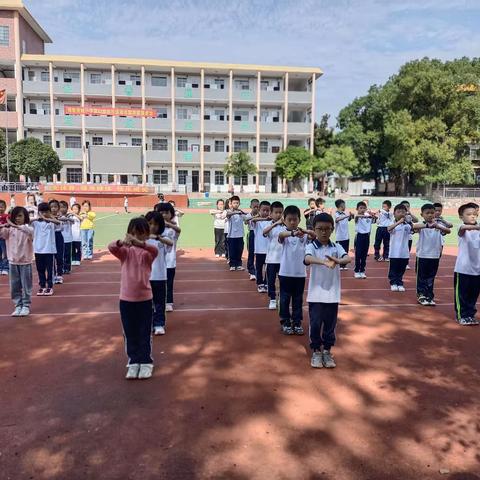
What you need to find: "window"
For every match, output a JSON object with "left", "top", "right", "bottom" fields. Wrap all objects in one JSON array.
[
  {"left": 272, "top": 146, "right": 280, "bottom": 153},
  {"left": 177, "top": 77, "right": 187, "bottom": 88},
  {"left": 65, "top": 136, "right": 81, "bottom": 149},
  {"left": 41, "top": 71, "right": 49, "bottom": 82},
  {"left": 214, "top": 78, "right": 225, "bottom": 89},
  {"left": 260, "top": 141, "right": 268, "bottom": 153},
  {"left": 131, "top": 138, "right": 142, "bottom": 147},
  {"left": 29, "top": 103, "right": 37, "bottom": 114},
  {"left": 92, "top": 137, "right": 103, "bottom": 146},
  {"left": 234, "top": 141, "right": 248, "bottom": 152},
  {"left": 90, "top": 73, "right": 101, "bottom": 84},
  {"left": 177, "top": 139, "right": 188, "bottom": 151},
  {"left": 66, "top": 168, "right": 82, "bottom": 183},
  {"left": 176, "top": 108, "right": 188, "bottom": 120},
  {"left": 155, "top": 107, "right": 168, "bottom": 118},
  {"left": 204, "top": 171, "right": 211, "bottom": 185},
  {"left": 0, "top": 26, "right": 9, "bottom": 46},
  {"left": 260, "top": 80, "right": 269, "bottom": 91},
  {"left": 234, "top": 175, "right": 248, "bottom": 185},
  {"left": 178, "top": 170, "right": 188, "bottom": 185},
  {"left": 215, "top": 140, "right": 225, "bottom": 153},
  {"left": 64, "top": 72, "right": 80, "bottom": 83},
  {"left": 234, "top": 110, "right": 249, "bottom": 121},
  {"left": 151, "top": 76, "right": 167, "bottom": 87},
  {"left": 214, "top": 171, "right": 224, "bottom": 185},
  {"left": 152, "top": 138, "right": 168, "bottom": 150},
  {"left": 153, "top": 169, "right": 169, "bottom": 185},
  {"left": 43, "top": 135, "right": 52, "bottom": 145},
  {"left": 235, "top": 79, "right": 249, "bottom": 90},
  {"left": 28, "top": 70, "right": 35, "bottom": 81},
  {"left": 203, "top": 144, "right": 211, "bottom": 152},
  {"left": 214, "top": 109, "right": 225, "bottom": 121},
  {"left": 259, "top": 171, "right": 267, "bottom": 186},
  {"left": 130, "top": 74, "right": 141, "bottom": 85},
  {"left": 41, "top": 103, "right": 51, "bottom": 115}
]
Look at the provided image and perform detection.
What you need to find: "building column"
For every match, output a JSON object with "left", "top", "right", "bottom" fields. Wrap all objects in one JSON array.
[
  {"left": 141, "top": 66, "right": 147, "bottom": 184},
  {"left": 228, "top": 69, "right": 233, "bottom": 192},
  {"left": 309, "top": 73, "right": 316, "bottom": 193},
  {"left": 200, "top": 68, "right": 205, "bottom": 192},
  {"left": 48, "top": 62, "right": 56, "bottom": 182},
  {"left": 170, "top": 67, "right": 176, "bottom": 191},
  {"left": 111, "top": 65, "right": 116, "bottom": 145},
  {"left": 13, "top": 12, "right": 23, "bottom": 140},
  {"left": 255, "top": 71, "right": 261, "bottom": 193},
  {"left": 283, "top": 72, "right": 289, "bottom": 150},
  {"left": 80, "top": 63, "right": 87, "bottom": 183}
]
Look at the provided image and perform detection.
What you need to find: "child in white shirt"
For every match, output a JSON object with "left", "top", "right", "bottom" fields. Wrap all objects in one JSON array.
[
  {"left": 59, "top": 201, "right": 75, "bottom": 274},
  {"left": 374, "top": 200, "right": 394, "bottom": 261},
  {"left": 354, "top": 201, "right": 375, "bottom": 279},
  {"left": 70, "top": 203, "right": 82, "bottom": 266},
  {"left": 210, "top": 199, "right": 226, "bottom": 258},
  {"left": 334, "top": 199, "right": 352, "bottom": 270},
  {"left": 244, "top": 199, "right": 260, "bottom": 280},
  {"left": 249, "top": 201, "right": 271, "bottom": 293},
  {"left": 226, "top": 195, "right": 247, "bottom": 271}
]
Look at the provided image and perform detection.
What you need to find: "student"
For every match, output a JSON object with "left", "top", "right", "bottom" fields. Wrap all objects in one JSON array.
[
  {"left": 387, "top": 204, "right": 412, "bottom": 291},
  {"left": 400, "top": 200, "right": 418, "bottom": 269},
  {"left": 169, "top": 200, "right": 185, "bottom": 226},
  {"left": 315, "top": 197, "right": 326, "bottom": 213},
  {"left": 223, "top": 198, "right": 230, "bottom": 261},
  {"left": 108, "top": 217, "right": 158, "bottom": 379},
  {"left": 263, "top": 201, "right": 285, "bottom": 310},
  {"left": 245, "top": 199, "right": 260, "bottom": 280},
  {"left": 0, "top": 199, "right": 9, "bottom": 275},
  {"left": 305, "top": 213, "right": 351, "bottom": 368},
  {"left": 209, "top": 199, "right": 226, "bottom": 257},
  {"left": 413, "top": 203, "right": 451, "bottom": 305},
  {"left": 433, "top": 202, "right": 453, "bottom": 254},
  {"left": 278, "top": 205, "right": 315, "bottom": 335},
  {"left": 145, "top": 211, "right": 174, "bottom": 336},
  {"left": 49, "top": 199, "right": 65, "bottom": 284},
  {"left": 334, "top": 199, "right": 352, "bottom": 270},
  {"left": 70, "top": 203, "right": 82, "bottom": 266},
  {"left": 124, "top": 196, "right": 129, "bottom": 214},
  {"left": 453, "top": 202, "right": 480, "bottom": 326},
  {"left": 59, "top": 201, "right": 74, "bottom": 275},
  {"left": 31, "top": 202, "right": 59, "bottom": 296},
  {"left": 69, "top": 194, "right": 77, "bottom": 208},
  {"left": 25, "top": 193, "right": 38, "bottom": 220},
  {"left": 374, "top": 200, "right": 393, "bottom": 261},
  {"left": 304, "top": 198, "right": 318, "bottom": 231},
  {"left": 80, "top": 200, "right": 96, "bottom": 260},
  {"left": 354, "top": 201, "right": 375, "bottom": 279},
  {"left": 0, "top": 207, "right": 34, "bottom": 316},
  {"left": 155, "top": 202, "right": 181, "bottom": 312},
  {"left": 226, "top": 195, "right": 247, "bottom": 271},
  {"left": 249, "top": 200, "right": 271, "bottom": 293}
]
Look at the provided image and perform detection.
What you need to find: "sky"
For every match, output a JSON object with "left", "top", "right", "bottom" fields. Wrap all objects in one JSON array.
[{"left": 27, "top": 0, "right": 480, "bottom": 126}]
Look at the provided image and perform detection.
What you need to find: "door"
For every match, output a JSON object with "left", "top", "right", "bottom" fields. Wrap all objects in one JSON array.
[
  {"left": 192, "top": 170, "right": 199, "bottom": 192},
  {"left": 271, "top": 172, "right": 278, "bottom": 193}
]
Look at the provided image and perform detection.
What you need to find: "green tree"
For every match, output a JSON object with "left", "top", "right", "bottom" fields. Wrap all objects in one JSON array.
[
  {"left": 0, "top": 130, "right": 8, "bottom": 180},
  {"left": 9, "top": 137, "right": 62, "bottom": 180},
  {"left": 224, "top": 151, "right": 257, "bottom": 192},
  {"left": 275, "top": 146, "right": 314, "bottom": 193},
  {"left": 320, "top": 144, "right": 358, "bottom": 179},
  {"left": 312, "top": 114, "right": 334, "bottom": 192}
]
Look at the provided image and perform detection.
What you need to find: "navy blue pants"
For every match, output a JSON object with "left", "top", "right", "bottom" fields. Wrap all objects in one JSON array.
[
  {"left": 309, "top": 302, "right": 338, "bottom": 351},
  {"left": 72, "top": 241, "right": 81, "bottom": 262},
  {"left": 354, "top": 233, "right": 370, "bottom": 273},
  {"left": 278, "top": 275, "right": 305, "bottom": 327},
  {"left": 54, "top": 231, "right": 64, "bottom": 276},
  {"left": 167, "top": 268, "right": 175, "bottom": 304},
  {"left": 255, "top": 253, "right": 266, "bottom": 285},
  {"left": 151, "top": 280, "right": 167, "bottom": 327},
  {"left": 247, "top": 230, "right": 255, "bottom": 274},
  {"left": 388, "top": 258, "right": 409, "bottom": 286},
  {"left": 119, "top": 299, "right": 153, "bottom": 365},
  {"left": 337, "top": 239, "right": 349, "bottom": 254},
  {"left": 266, "top": 263, "right": 280, "bottom": 300},
  {"left": 454, "top": 272, "right": 480, "bottom": 320},
  {"left": 228, "top": 237, "right": 244, "bottom": 268},
  {"left": 63, "top": 242, "right": 72, "bottom": 273},
  {"left": 374, "top": 226, "right": 390, "bottom": 259},
  {"left": 224, "top": 233, "right": 229, "bottom": 260},
  {"left": 416, "top": 257, "right": 440, "bottom": 300},
  {"left": 35, "top": 253, "right": 54, "bottom": 288}
]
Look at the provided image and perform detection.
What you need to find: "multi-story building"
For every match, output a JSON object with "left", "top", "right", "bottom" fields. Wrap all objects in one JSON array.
[{"left": 0, "top": 1, "right": 322, "bottom": 193}]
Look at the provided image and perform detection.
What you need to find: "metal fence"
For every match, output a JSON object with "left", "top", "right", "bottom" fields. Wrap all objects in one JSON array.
[
  {"left": 434, "top": 187, "right": 480, "bottom": 198},
  {"left": 0, "top": 182, "right": 40, "bottom": 193}
]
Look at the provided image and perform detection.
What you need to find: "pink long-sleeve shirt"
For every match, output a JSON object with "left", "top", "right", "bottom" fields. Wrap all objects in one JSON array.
[
  {"left": 108, "top": 240, "right": 158, "bottom": 302},
  {"left": 0, "top": 225, "right": 34, "bottom": 265}
]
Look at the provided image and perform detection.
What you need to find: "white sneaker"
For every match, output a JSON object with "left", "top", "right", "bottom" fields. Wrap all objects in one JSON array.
[
  {"left": 166, "top": 303, "right": 173, "bottom": 312},
  {"left": 1, "top": 270, "right": 9, "bottom": 275},
  {"left": 236, "top": 266, "right": 245, "bottom": 271},
  {"left": 11, "top": 306, "right": 22, "bottom": 317},
  {"left": 406, "top": 265, "right": 411, "bottom": 270},
  {"left": 391, "top": 285, "right": 399, "bottom": 292},
  {"left": 397, "top": 285, "right": 406, "bottom": 292},
  {"left": 125, "top": 364, "right": 140, "bottom": 379},
  {"left": 311, "top": 351, "right": 323, "bottom": 368},
  {"left": 229, "top": 266, "right": 236, "bottom": 271},
  {"left": 257, "top": 285, "right": 264, "bottom": 293},
  {"left": 154, "top": 326, "right": 166, "bottom": 335},
  {"left": 268, "top": 299, "right": 277, "bottom": 310},
  {"left": 138, "top": 364, "right": 154, "bottom": 379},
  {"left": 249, "top": 274, "right": 256, "bottom": 281},
  {"left": 361, "top": 272, "right": 367, "bottom": 279},
  {"left": 19, "top": 307, "right": 30, "bottom": 317},
  {"left": 215, "top": 254, "right": 220, "bottom": 258},
  {"left": 354, "top": 272, "right": 362, "bottom": 279}
]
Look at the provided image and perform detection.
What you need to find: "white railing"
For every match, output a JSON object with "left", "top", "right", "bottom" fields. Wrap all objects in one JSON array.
[{"left": 434, "top": 187, "right": 480, "bottom": 198}]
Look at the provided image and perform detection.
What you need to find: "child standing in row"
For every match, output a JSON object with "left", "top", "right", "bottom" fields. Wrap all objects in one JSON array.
[
  {"left": 0, "top": 207, "right": 34, "bottom": 316},
  {"left": 226, "top": 196, "right": 246, "bottom": 271},
  {"left": 354, "top": 201, "right": 375, "bottom": 279},
  {"left": 70, "top": 203, "right": 82, "bottom": 266},
  {"left": 0, "top": 199, "right": 9, "bottom": 275},
  {"left": 210, "top": 199, "right": 226, "bottom": 257},
  {"left": 48, "top": 200, "right": 65, "bottom": 285},
  {"left": 251, "top": 200, "right": 271, "bottom": 293},
  {"left": 245, "top": 199, "right": 260, "bottom": 280},
  {"left": 109, "top": 217, "right": 158, "bottom": 380},
  {"left": 80, "top": 200, "right": 96, "bottom": 260},
  {"left": 334, "top": 199, "right": 352, "bottom": 270},
  {"left": 374, "top": 200, "right": 393, "bottom": 261},
  {"left": 400, "top": 200, "right": 418, "bottom": 269},
  {"left": 59, "top": 201, "right": 74, "bottom": 275}
]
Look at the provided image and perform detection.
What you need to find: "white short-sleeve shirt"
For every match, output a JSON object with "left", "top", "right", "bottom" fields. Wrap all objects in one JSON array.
[
  {"left": 335, "top": 211, "right": 350, "bottom": 242},
  {"left": 305, "top": 240, "right": 347, "bottom": 303},
  {"left": 147, "top": 239, "right": 166, "bottom": 281},
  {"left": 164, "top": 227, "right": 179, "bottom": 269},
  {"left": 416, "top": 225, "right": 443, "bottom": 259},
  {"left": 355, "top": 216, "right": 373, "bottom": 234},
  {"left": 279, "top": 234, "right": 308, "bottom": 278},
  {"left": 227, "top": 212, "right": 246, "bottom": 238},
  {"left": 389, "top": 223, "right": 412, "bottom": 259},
  {"left": 377, "top": 209, "right": 394, "bottom": 227},
  {"left": 33, "top": 221, "right": 57, "bottom": 254},
  {"left": 254, "top": 220, "right": 271, "bottom": 254},
  {"left": 454, "top": 227, "right": 480, "bottom": 276},
  {"left": 265, "top": 223, "right": 286, "bottom": 264}
]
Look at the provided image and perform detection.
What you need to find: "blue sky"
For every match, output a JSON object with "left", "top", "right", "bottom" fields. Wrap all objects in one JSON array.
[{"left": 27, "top": 0, "right": 480, "bottom": 125}]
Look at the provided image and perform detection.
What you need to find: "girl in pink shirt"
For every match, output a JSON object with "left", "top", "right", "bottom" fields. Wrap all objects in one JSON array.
[
  {"left": 0, "top": 207, "right": 34, "bottom": 317},
  {"left": 108, "top": 217, "right": 158, "bottom": 380}
]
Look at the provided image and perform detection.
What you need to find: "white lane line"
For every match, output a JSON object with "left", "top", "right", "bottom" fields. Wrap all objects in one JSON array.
[{"left": 95, "top": 214, "right": 122, "bottom": 222}]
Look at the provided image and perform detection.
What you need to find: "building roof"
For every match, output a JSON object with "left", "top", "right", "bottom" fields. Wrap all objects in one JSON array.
[
  {"left": 0, "top": 0, "right": 52, "bottom": 42},
  {"left": 21, "top": 53, "right": 323, "bottom": 77}
]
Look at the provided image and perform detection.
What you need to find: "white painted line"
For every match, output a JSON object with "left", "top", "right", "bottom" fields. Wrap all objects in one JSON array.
[{"left": 95, "top": 213, "right": 121, "bottom": 222}]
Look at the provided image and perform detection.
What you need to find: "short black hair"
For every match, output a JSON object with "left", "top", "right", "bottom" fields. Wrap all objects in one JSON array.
[
  {"left": 82, "top": 200, "right": 91, "bottom": 208},
  {"left": 394, "top": 204, "right": 407, "bottom": 213},
  {"left": 315, "top": 198, "right": 325, "bottom": 206},
  {"left": 421, "top": 203, "right": 435, "bottom": 213},
  {"left": 313, "top": 212, "right": 334, "bottom": 228},
  {"left": 127, "top": 217, "right": 150, "bottom": 236},
  {"left": 356, "top": 201, "right": 367, "bottom": 209},
  {"left": 335, "top": 199, "right": 345, "bottom": 208},
  {"left": 400, "top": 200, "right": 410, "bottom": 206},
  {"left": 154, "top": 202, "right": 175, "bottom": 218},
  {"left": 72, "top": 203, "right": 81, "bottom": 210},
  {"left": 10, "top": 206, "right": 30, "bottom": 225},
  {"left": 144, "top": 210, "right": 166, "bottom": 235},
  {"left": 59, "top": 200, "right": 68, "bottom": 208},
  {"left": 216, "top": 199, "right": 224, "bottom": 206},
  {"left": 283, "top": 205, "right": 301, "bottom": 219},
  {"left": 48, "top": 199, "right": 59, "bottom": 208},
  {"left": 259, "top": 200, "right": 271, "bottom": 208},
  {"left": 382, "top": 200, "right": 392, "bottom": 208},
  {"left": 270, "top": 201, "right": 284, "bottom": 211},
  {"left": 250, "top": 198, "right": 259, "bottom": 205},
  {"left": 458, "top": 202, "right": 479, "bottom": 216},
  {"left": 231, "top": 195, "right": 240, "bottom": 203},
  {"left": 308, "top": 197, "right": 316, "bottom": 204},
  {"left": 38, "top": 202, "right": 50, "bottom": 213},
  {"left": 433, "top": 202, "right": 443, "bottom": 209}
]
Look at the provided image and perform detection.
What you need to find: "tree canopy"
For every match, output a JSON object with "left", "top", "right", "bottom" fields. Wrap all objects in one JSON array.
[
  {"left": 275, "top": 146, "right": 314, "bottom": 186},
  {"left": 224, "top": 151, "right": 257, "bottom": 191}
]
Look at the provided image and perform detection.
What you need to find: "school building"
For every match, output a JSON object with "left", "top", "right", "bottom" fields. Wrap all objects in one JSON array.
[{"left": 0, "top": 1, "right": 322, "bottom": 193}]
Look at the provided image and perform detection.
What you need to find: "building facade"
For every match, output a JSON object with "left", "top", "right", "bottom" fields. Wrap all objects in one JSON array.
[{"left": 0, "top": 1, "right": 322, "bottom": 193}]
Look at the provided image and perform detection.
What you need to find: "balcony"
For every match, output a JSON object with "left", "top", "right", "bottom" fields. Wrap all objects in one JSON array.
[
  {"left": 116, "top": 117, "right": 142, "bottom": 131},
  {"left": 176, "top": 151, "right": 200, "bottom": 164},
  {"left": 23, "top": 113, "right": 51, "bottom": 128},
  {"left": 261, "top": 90, "right": 283, "bottom": 104},
  {"left": 260, "top": 122, "right": 283, "bottom": 135},
  {"left": 57, "top": 147, "right": 83, "bottom": 161},
  {"left": 85, "top": 115, "right": 113, "bottom": 130},
  {"left": 53, "top": 82, "right": 81, "bottom": 96},
  {"left": 232, "top": 89, "right": 255, "bottom": 103},
  {"left": 287, "top": 122, "right": 310, "bottom": 135},
  {"left": 0, "top": 77, "right": 16, "bottom": 92},
  {"left": 145, "top": 85, "right": 170, "bottom": 100},
  {"left": 175, "top": 119, "right": 200, "bottom": 133},
  {"left": 146, "top": 150, "right": 171, "bottom": 164},
  {"left": 57, "top": 115, "right": 82, "bottom": 128},
  {"left": 85, "top": 83, "right": 112, "bottom": 97},
  {"left": 288, "top": 91, "right": 311, "bottom": 104},
  {"left": 146, "top": 117, "right": 170, "bottom": 131},
  {"left": 204, "top": 87, "right": 228, "bottom": 102},
  {"left": 204, "top": 120, "right": 228, "bottom": 134},
  {"left": 232, "top": 121, "right": 255, "bottom": 135},
  {"left": 23, "top": 80, "right": 50, "bottom": 95},
  {"left": 0, "top": 111, "right": 18, "bottom": 129},
  {"left": 116, "top": 83, "right": 141, "bottom": 98},
  {"left": 176, "top": 87, "right": 200, "bottom": 101},
  {"left": 204, "top": 152, "right": 228, "bottom": 165}
]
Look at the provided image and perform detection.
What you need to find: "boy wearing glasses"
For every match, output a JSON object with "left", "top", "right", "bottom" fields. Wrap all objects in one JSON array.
[{"left": 305, "top": 213, "right": 351, "bottom": 369}]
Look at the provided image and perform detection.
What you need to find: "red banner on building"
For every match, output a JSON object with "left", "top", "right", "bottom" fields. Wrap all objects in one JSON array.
[
  {"left": 40, "top": 184, "right": 155, "bottom": 195},
  {"left": 64, "top": 105, "right": 157, "bottom": 118}
]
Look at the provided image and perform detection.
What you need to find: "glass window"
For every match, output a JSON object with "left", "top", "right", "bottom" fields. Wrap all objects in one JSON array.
[
  {"left": 131, "top": 138, "right": 142, "bottom": 146},
  {"left": 0, "top": 26, "right": 9, "bottom": 46},
  {"left": 233, "top": 141, "right": 249, "bottom": 152},
  {"left": 153, "top": 169, "right": 169, "bottom": 184},
  {"left": 65, "top": 136, "right": 81, "bottom": 149},
  {"left": 152, "top": 76, "right": 167, "bottom": 87},
  {"left": 260, "top": 80, "right": 269, "bottom": 91},
  {"left": 204, "top": 171, "right": 211, "bottom": 185},
  {"left": 41, "top": 103, "right": 51, "bottom": 115},
  {"left": 90, "top": 73, "right": 101, "bottom": 84},
  {"left": 214, "top": 170, "right": 224, "bottom": 185},
  {"left": 29, "top": 103, "right": 37, "bottom": 114},
  {"left": 260, "top": 141, "right": 268, "bottom": 153},
  {"left": 64, "top": 72, "right": 80, "bottom": 83},
  {"left": 259, "top": 171, "right": 267, "bottom": 186},
  {"left": 233, "top": 110, "right": 249, "bottom": 121},
  {"left": 215, "top": 140, "right": 225, "bottom": 153},
  {"left": 28, "top": 71, "right": 35, "bottom": 81},
  {"left": 272, "top": 146, "right": 280, "bottom": 153},
  {"left": 214, "top": 109, "right": 225, "bottom": 120},
  {"left": 130, "top": 74, "right": 141, "bottom": 85},
  {"left": 92, "top": 137, "right": 103, "bottom": 146},
  {"left": 235, "top": 79, "right": 249, "bottom": 90},
  {"left": 178, "top": 170, "right": 188, "bottom": 185},
  {"left": 152, "top": 138, "right": 168, "bottom": 150},
  {"left": 176, "top": 108, "right": 188, "bottom": 120},
  {"left": 177, "top": 77, "right": 187, "bottom": 88},
  {"left": 43, "top": 135, "right": 52, "bottom": 145},
  {"left": 177, "top": 139, "right": 188, "bottom": 151},
  {"left": 203, "top": 144, "right": 211, "bottom": 152},
  {"left": 40, "top": 71, "right": 49, "bottom": 82},
  {"left": 66, "top": 168, "right": 82, "bottom": 183},
  {"left": 214, "top": 78, "right": 225, "bottom": 89},
  {"left": 155, "top": 107, "right": 168, "bottom": 118}
]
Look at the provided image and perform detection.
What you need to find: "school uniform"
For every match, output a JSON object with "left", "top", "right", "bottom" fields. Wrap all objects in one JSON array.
[
  {"left": 245, "top": 213, "right": 256, "bottom": 275},
  {"left": 224, "top": 216, "right": 230, "bottom": 260},
  {"left": 416, "top": 225, "right": 443, "bottom": 301},
  {"left": 354, "top": 216, "right": 373, "bottom": 273},
  {"left": 265, "top": 223, "right": 286, "bottom": 300},
  {"left": 227, "top": 211, "right": 246, "bottom": 268},
  {"left": 335, "top": 211, "right": 350, "bottom": 253},
  {"left": 278, "top": 234, "right": 308, "bottom": 328},
  {"left": 305, "top": 240, "right": 347, "bottom": 351},
  {"left": 33, "top": 220, "right": 56, "bottom": 289},
  {"left": 253, "top": 219, "right": 271, "bottom": 285},
  {"left": 212, "top": 211, "right": 226, "bottom": 256},
  {"left": 53, "top": 221, "right": 64, "bottom": 277},
  {"left": 388, "top": 223, "right": 411, "bottom": 286},
  {"left": 61, "top": 215, "right": 74, "bottom": 274},
  {"left": 164, "top": 227, "right": 179, "bottom": 305},
  {"left": 148, "top": 238, "right": 168, "bottom": 327},
  {"left": 71, "top": 215, "right": 82, "bottom": 263},
  {"left": 454, "top": 226, "right": 480, "bottom": 321},
  {"left": 374, "top": 209, "right": 393, "bottom": 259}
]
